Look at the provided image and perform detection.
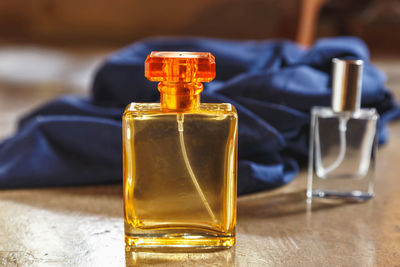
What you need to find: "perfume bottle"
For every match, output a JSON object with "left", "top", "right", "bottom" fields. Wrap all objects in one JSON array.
[
  {"left": 123, "top": 52, "right": 238, "bottom": 250},
  {"left": 307, "top": 59, "right": 379, "bottom": 201}
]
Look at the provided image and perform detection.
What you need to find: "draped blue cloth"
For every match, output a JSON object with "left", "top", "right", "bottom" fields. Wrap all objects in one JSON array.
[{"left": 0, "top": 37, "right": 399, "bottom": 194}]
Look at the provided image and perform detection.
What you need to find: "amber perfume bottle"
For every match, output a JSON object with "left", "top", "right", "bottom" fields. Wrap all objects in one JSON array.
[
  {"left": 123, "top": 52, "right": 238, "bottom": 250},
  {"left": 308, "top": 59, "right": 378, "bottom": 201}
]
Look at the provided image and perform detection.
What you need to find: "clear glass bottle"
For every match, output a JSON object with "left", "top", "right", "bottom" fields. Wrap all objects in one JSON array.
[
  {"left": 307, "top": 59, "right": 379, "bottom": 201},
  {"left": 123, "top": 52, "right": 238, "bottom": 250}
]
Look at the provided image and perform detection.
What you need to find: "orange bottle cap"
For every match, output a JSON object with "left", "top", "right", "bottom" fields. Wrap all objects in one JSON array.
[{"left": 145, "top": 52, "right": 215, "bottom": 83}]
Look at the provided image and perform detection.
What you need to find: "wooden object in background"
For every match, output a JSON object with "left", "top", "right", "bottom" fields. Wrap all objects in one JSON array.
[
  {"left": 0, "top": 0, "right": 298, "bottom": 45},
  {"left": 296, "top": 0, "right": 325, "bottom": 46}
]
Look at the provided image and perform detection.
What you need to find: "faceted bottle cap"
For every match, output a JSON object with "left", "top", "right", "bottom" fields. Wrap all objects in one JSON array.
[
  {"left": 145, "top": 51, "right": 215, "bottom": 83},
  {"left": 144, "top": 51, "right": 215, "bottom": 112},
  {"left": 331, "top": 58, "right": 363, "bottom": 112}
]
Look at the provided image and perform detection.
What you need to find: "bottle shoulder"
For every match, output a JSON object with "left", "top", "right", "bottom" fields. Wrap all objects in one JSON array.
[
  {"left": 311, "top": 106, "right": 379, "bottom": 120},
  {"left": 124, "top": 103, "right": 238, "bottom": 118}
]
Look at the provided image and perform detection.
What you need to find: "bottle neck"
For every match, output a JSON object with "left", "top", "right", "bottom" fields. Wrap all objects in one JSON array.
[{"left": 158, "top": 82, "right": 203, "bottom": 112}]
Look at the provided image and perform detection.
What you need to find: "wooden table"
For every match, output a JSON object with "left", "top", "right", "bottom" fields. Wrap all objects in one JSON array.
[{"left": 0, "top": 53, "right": 399, "bottom": 266}]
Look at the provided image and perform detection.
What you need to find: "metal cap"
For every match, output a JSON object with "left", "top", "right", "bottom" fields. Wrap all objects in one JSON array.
[{"left": 331, "top": 58, "right": 363, "bottom": 112}]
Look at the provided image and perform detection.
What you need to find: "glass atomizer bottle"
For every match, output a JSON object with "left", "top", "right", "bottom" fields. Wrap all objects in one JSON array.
[
  {"left": 123, "top": 52, "right": 238, "bottom": 250},
  {"left": 307, "top": 58, "right": 379, "bottom": 201}
]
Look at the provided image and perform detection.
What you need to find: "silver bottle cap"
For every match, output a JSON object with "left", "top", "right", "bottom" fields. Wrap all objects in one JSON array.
[{"left": 331, "top": 58, "right": 363, "bottom": 112}]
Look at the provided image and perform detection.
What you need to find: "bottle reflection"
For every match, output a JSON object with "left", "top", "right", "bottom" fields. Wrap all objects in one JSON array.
[{"left": 125, "top": 246, "right": 235, "bottom": 266}]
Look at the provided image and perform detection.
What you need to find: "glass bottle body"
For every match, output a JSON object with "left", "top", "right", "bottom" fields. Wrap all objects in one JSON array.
[
  {"left": 307, "top": 107, "right": 378, "bottom": 201},
  {"left": 123, "top": 103, "right": 238, "bottom": 250}
]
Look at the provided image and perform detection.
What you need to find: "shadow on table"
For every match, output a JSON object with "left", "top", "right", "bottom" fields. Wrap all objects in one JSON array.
[
  {"left": 0, "top": 184, "right": 123, "bottom": 217},
  {"left": 236, "top": 189, "right": 365, "bottom": 240},
  {"left": 237, "top": 189, "right": 360, "bottom": 219}
]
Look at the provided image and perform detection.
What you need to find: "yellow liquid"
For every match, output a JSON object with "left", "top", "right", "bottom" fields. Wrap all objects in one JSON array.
[{"left": 123, "top": 103, "right": 238, "bottom": 250}]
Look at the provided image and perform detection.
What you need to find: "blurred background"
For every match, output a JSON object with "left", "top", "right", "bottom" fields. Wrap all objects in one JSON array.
[{"left": 1, "top": 0, "right": 400, "bottom": 139}]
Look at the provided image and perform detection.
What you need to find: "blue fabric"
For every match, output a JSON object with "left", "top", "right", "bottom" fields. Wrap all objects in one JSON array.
[{"left": 0, "top": 37, "right": 399, "bottom": 194}]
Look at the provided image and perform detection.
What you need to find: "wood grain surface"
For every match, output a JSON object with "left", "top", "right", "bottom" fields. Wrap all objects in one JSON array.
[{"left": 0, "top": 52, "right": 399, "bottom": 266}]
